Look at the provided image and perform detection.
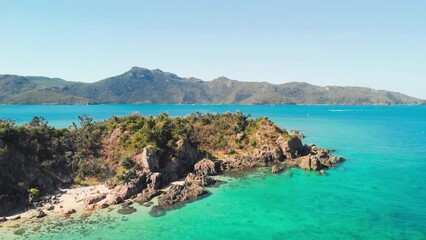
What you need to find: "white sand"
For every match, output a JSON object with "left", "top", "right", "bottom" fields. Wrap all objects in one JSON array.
[{"left": 2, "top": 184, "right": 109, "bottom": 224}]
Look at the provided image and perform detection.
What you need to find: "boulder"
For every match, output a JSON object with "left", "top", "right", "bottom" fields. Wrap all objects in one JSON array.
[
  {"left": 146, "top": 172, "right": 163, "bottom": 190},
  {"left": 140, "top": 145, "right": 160, "bottom": 172},
  {"left": 298, "top": 156, "right": 311, "bottom": 170},
  {"left": 162, "top": 138, "right": 200, "bottom": 180},
  {"left": 309, "top": 156, "right": 321, "bottom": 171},
  {"left": 85, "top": 204, "right": 96, "bottom": 211},
  {"left": 194, "top": 159, "right": 219, "bottom": 176},
  {"left": 271, "top": 164, "right": 285, "bottom": 174},
  {"left": 278, "top": 136, "right": 304, "bottom": 159},
  {"left": 83, "top": 193, "right": 107, "bottom": 206},
  {"left": 319, "top": 156, "right": 345, "bottom": 168},
  {"left": 174, "top": 138, "right": 199, "bottom": 174},
  {"left": 99, "top": 203, "right": 109, "bottom": 209},
  {"left": 134, "top": 189, "right": 161, "bottom": 204},
  {"left": 61, "top": 209, "right": 76, "bottom": 217},
  {"left": 117, "top": 206, "right": 137, "bottom": 215},
  {"left": 185, "top": 173, "right": 216, "bottom": 186},
  {"left": 298, "top": 155, "right": 322, "bottom": 171},
  {"left": 115, "top": 172, "right": 147, "bottom": 199},
  {"left": 106, "top": 194, "right": 124, "bottom": 205},
  {"left": 0, "top": 217, "right": 8, "bottom": 222},
  {"left": 35, "top": 210, "right": 47, "bottom": 218},
  {"left": 158, "top": 183, "right": 208, "bottom": 207}
]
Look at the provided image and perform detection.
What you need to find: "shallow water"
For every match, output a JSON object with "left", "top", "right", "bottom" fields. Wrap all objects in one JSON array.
[{"left": 1, "top": 105, "right": 425, "bottom": 239}]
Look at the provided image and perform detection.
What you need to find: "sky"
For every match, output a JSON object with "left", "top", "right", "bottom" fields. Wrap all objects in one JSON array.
[{"left": 0, "top": 0, "right": 425, "bottom": 98}]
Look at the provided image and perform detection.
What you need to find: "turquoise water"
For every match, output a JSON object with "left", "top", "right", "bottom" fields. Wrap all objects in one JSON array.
[{"left": 1, "top": 105, "right": 426, "bottom": 239}]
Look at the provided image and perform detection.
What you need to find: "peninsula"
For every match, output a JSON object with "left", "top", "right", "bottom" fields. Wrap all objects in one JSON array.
[{"left": 0, "top": 112, "right": 344, "bottom": 221}]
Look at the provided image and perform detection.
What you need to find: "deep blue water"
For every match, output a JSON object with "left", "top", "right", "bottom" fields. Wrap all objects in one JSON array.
[{"left": 1, "top": 105, "right": 426, "bottom": 239}]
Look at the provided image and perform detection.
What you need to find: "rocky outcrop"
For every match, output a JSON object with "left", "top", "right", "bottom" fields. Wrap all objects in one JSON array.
[
  {"left": 278, "top": 136, "right": 304, "bottom": 159},
  {"left": 162, "top": 138, "right": 200, "bottom": 182},
  {"left": 271, "top": 164, "right": 286, "bottom": 174},
  {"left": 61, "top": 208, "right": 76, "bottom": 217},
  {"left": 157, "top": 183, "right": 208, "bottom": 208},
  {"left": 134, "top": 189, "right": 161, "bottom": 204},
  {"left": 140, "top": 146, "right": 160, "bottom": 172},
  {"left": 83, "top": 193, "right": 107, "bottom": 205},
  {"left": 185, "top": 173, "right": 216, "bottom": 186},
  {"left": 115, "top": 171, "right": 147, "bottom": 199},
  {"left": 194, "top": 159, "right": 221, "bottom": 176},
  {"left": 146, "top": 172, "right": 163, "bottom": 190},
  {"left": 298, "top": 156, "right": 320, "bottom": 171},
  {"left": 174, "top": 139, "right": 199, "bottom": 175},
  {"left": 293, "top": 144, "right": 345, "bottom": 171}
]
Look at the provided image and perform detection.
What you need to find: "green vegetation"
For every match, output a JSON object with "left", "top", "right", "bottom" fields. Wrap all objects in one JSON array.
[
  {"left": 28, "top": 188, "right": 40, "bottom": 197},
  {"left": 0, "top": 112, "right": 291, "bottom": 191},
  {"left": 0, "top": 67, "right": 424, "bottom": 105}
]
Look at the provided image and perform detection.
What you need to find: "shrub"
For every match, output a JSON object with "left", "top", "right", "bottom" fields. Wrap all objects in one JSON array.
[
  {"left": 121, "top": 157, "right": 136, "bottom": 169},
  {"left": 28, "top": 188, "right": 40, "bottom": 197}
]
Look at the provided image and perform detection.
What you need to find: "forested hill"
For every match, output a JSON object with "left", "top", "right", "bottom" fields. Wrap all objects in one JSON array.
[{"left": 0, "top": 67, "right": 424, "bottom": 105}]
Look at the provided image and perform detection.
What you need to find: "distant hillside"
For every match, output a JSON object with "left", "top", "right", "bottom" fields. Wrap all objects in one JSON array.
[{"left": 0, "top": 68, "right": 424, "bottom": 105}]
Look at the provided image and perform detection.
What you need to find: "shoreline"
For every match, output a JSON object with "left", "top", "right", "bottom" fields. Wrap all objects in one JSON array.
[{"left": 0, "top": 177, "right": 192, "bottom": 226}]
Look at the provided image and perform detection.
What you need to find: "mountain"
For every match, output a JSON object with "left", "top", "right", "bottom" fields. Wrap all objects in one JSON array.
[
  {"left": 0, "top": 67, "right": 424, "bottom": 105},
  {"left": 0, "top": 75, "right": 91, "bottom": 104}
]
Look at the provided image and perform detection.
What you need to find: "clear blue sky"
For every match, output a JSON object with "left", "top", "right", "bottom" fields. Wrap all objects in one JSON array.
[{"left": 1, "top": 0, "right": 425, "bottom": 98}]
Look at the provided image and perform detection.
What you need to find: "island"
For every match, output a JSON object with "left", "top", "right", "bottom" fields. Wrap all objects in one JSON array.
[
  {"left": 0, "top": 67, "right": 424, "bottom": 105},
  {"left": 0, "top": 112, "right": 344, "bottom": 222}
]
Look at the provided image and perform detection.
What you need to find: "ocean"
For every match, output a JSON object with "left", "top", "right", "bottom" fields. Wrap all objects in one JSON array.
[{"left": 1, "top": 105, "right": 425, "bottom": 239}]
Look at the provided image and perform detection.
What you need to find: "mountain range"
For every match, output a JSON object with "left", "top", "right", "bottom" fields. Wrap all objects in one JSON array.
[{"left": 0, "top": 67, "right": 424, "bottom": 105}]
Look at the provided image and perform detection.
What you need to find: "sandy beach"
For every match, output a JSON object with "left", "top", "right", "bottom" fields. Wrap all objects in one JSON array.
[{"left": 1, "top": 184, "right": 110, "bottom": 226}]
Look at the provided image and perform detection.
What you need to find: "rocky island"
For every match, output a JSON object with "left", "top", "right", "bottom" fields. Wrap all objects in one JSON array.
[{"left": 0, "top": 112, "right": 344, "bottom": 222}]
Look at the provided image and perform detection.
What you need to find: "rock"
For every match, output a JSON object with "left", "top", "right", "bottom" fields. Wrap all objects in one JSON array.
[
  {"left": 175, "top": 139, "right": 199, "bottom": 167},
  {"left": 146, "top": 172, "right": 163, "bottom": 190},
  {"left": 319, "top": 155, "right": 345, "bottom": 168},
  {"left": 83, "top": 193, "right": 107, "bottom": 206},
  {"left": 158, "top": 183, "right": 208, "bottom": 207},
  {"left": 106, "top": 194, "right": 124, "bottom": 205},
  {"left": 140, "top": 145, "right": 160, "bottom": 172},
  {"left": 309, "top": 156, "right": 321, "bottom": 171},
  {"left": 278, "top": 136, "right": 304, "bottom": 159},
  {"left": 122, "top": 200, "right": 133, "bottom": 208},
  {"left": 161, "top": 138, "right": 200, "bottom": 181},
  {"left": 271, "top": 164, "right": 285, "bottom": 174},
  {"left": 194, "top": 159, "right": 219, "bottom": 176},
  {"left": 318, "top": 170, "right": 326, "bottom": 175},
  {"left": 85, "top": 204, "right": 96, "bottom": 211},
  {"left": 9, "top": 215, "right": 21, "bottom": 221},
  {"left": 185, "top": 173, "right": 216, "bottom": 186},
  {"left": 330, "top": 156, "right": 345, "bottom": 165},
  {"left": 298, "top": 155, "right": 322, "bottom": 171},
  {"left": 35, "top": 210, "right": 46, "bottom": 218},
  {"left": 115, "top": 172, "right": 147, "bottom": 199},
  {"left": 46, "top": 205, "right": 55, "bottom": 211},
  {"left": 13, "top": 228, "right": 26, "bottom": 236},
  {"left": 99, "top": 203, "right": 109, "bottom": 209},
  {"left": 0, "top": 217, "right": 8, "bottom": 222},
  {"left": 298, "top": 156, "right": 311, "bottom": 170},
  {"left": 134, "top": 189, "right": 162, "bottom": 204},
  {"left": 61, "top": 209, "right": 76, "bottom": 217},
  {"left": 117, "top": 206, "right": 137, "bottom": 215}
]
